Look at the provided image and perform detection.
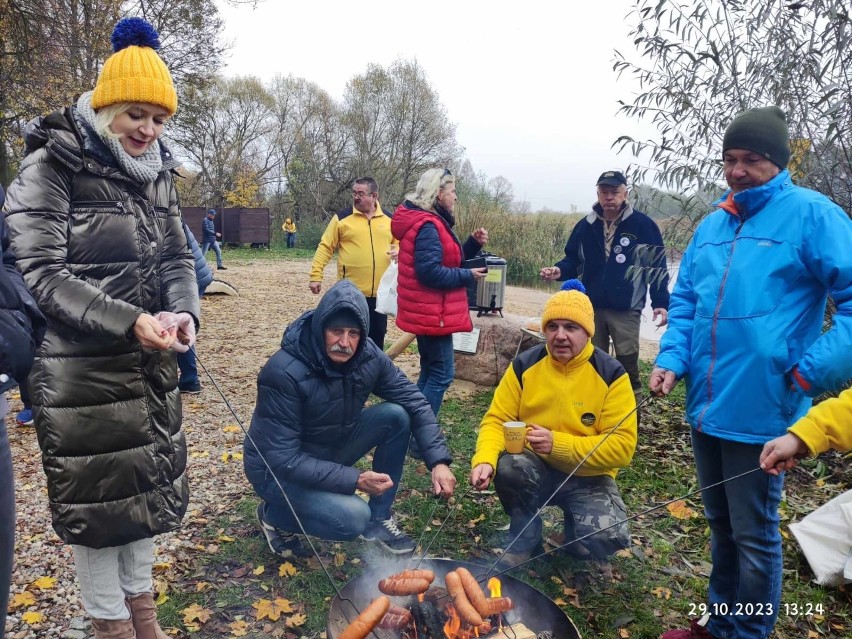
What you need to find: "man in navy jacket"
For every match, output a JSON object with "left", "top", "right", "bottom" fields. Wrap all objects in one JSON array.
[
  {"left": 541, "top": 171, "right": 669, "bottom": 405},
  {"left": 244, "top": 279, "right": 456, "bottom": 557}
]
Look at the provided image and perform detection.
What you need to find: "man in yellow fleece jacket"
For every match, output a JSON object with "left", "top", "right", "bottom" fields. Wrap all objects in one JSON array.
[
  {"left": 471, "top": 280, "right": 637, "bottom": 569},
  {"left": 760, "top": 388, "right": 852, "bottom": 475},
  {"left": 309, "top": 177, "right": 397, "bottom": 349}
]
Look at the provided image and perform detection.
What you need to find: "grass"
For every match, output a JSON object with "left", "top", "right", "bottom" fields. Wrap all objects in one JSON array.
[{"left": 165, "top": 360, "right": 851, "bottom": 637}]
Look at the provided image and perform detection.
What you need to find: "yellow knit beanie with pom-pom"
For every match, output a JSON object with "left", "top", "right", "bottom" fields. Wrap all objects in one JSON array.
[
  {"left": 540, "top": 279, "right": 595, "bottom": 336},
  {"left": 92, "top": 17, "right": 177, "bottom": 115}
]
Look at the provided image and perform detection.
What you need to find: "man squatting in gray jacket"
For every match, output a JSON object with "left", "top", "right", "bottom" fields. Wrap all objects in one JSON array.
[{"left": 243, "top": 279, "right": 456, "bottom": 555}]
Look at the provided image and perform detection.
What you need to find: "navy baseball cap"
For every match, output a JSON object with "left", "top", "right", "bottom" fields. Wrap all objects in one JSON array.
[
  {"left": 596, "top": 171, "right": 627, "bottom": 187},
  {"left": 207, "top": 209, "right": 217, "bottom": 215}
]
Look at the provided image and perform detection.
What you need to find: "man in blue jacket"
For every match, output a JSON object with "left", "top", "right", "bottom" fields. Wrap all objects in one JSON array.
[
  {"left": 244, "top": 279, "right": 456, "bottom": 557},
  {"left": 1, "top": 184, "right": 46, "bottom": 634},
  {"left": 650, "top": 106, "right": 852, "bottom": 639},
  {"left": 540, "top": 171, "right": 669, "bottom": 408},
  {"left": 201, "top": 208, "right": 225, "bottom": 270}
]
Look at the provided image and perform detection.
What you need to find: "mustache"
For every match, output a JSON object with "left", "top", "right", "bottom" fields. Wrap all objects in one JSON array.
[{"left": 329, "top": 344, "right": 355, "bottom": 355}]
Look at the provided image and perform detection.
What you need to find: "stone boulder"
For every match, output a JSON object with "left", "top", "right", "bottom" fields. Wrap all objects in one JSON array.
[{"left": 453, "top": 311, "right": 543, "bottom": 387}]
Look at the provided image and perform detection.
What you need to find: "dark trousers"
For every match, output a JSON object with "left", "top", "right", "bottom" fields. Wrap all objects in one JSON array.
[{"left": 365, "top": 296, "right": 387, "bottom": 351}]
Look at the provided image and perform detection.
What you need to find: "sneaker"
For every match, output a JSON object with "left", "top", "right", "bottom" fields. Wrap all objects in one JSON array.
[
  {"left": 408, "top": 437, "right": 423, "bottom": 460},
  {"left": 218, "top": 265, "right": 227, "bottom": 270},
  {"left": 15, "top": 409, "right": 33, "bottom": 426},
  {"left": 256, "top": 503, "right": 309, "bottom": 558},
  {"left": 361, "top": 518, "right": 416, "bottom": 554},
  {"left": 179, "top": 381, "right": 202, "bottom": 394},
  {"left": 659, "top": 616, "right": 716, "bottom": 639}
]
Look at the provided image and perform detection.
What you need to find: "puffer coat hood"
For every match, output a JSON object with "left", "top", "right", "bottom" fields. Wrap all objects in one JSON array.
[
  {"left": 245, "top": 279, "right": 451, "bottom": 496},
  {"left": 4, "top": 105, "right": 199, "bottom": 548}
]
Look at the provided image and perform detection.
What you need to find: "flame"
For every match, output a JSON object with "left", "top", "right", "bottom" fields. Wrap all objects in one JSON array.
[
  {"left": 418, "top": 592, "right": 425, "bottom": 603},
  {"left": 487, "top": 577, "right": 502, "bottom": 598},
  {"left": 443, "top": 603, "right": 461, "bottom": 637}
]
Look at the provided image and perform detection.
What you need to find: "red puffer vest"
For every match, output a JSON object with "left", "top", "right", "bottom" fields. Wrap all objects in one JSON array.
[{"left": 392, "top": 203, "right": 473, "bottom": 336}]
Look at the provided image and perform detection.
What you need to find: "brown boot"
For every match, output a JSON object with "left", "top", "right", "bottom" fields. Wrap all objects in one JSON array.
[
  {"left": 91, "top": 617, "right": 136, "bottom": 639},
  {"left": 126, "top": 593, "right": 168, "bottom": 639}
]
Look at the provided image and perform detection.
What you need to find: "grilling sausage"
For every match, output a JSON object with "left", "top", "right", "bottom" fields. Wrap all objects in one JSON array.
[
  {"left": 339, "top": 596, "right": 390, "bottom": 639},
  {"left": 486, "top": 596, "right": 513, "bottom": 615},
  {"left": 394, "top": 569, "right": 435, "bottom": 584},
  {"left": 377, "top": 576, "right": 430, "bottom": 596},
  {"left": 455, "top": 567, "right": 490, "bottom": 617},
  {"left": 445, "top": 570, "right": 484, "bottom": 627},
  {"left": 377, "top": 604, "right": 412, "bottom": 629}
]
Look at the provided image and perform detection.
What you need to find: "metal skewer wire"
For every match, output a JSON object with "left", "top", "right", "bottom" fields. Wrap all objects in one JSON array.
[
  {"left": 412, "top": 485, "right": 477, "bottom": 570},
  {"left": 487, "top": 466, "right": 764, "bottom": 580},
  {"left": 486, "top": 393, "right": 654, "bottom": 576}
]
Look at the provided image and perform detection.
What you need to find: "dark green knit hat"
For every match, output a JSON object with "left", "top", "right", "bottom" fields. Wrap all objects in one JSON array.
[{"left": 722, "top": 106, "right": 790, "bottom": 169}]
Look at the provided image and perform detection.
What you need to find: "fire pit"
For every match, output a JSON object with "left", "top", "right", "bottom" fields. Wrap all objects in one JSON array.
[{"left": 327, "top": 558, "right": 580, "bottom": 638}]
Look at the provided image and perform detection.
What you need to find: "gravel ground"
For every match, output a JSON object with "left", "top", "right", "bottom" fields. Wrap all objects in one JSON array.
[{"left": 3, "top": 258, "right": 659, "bottom": 638}]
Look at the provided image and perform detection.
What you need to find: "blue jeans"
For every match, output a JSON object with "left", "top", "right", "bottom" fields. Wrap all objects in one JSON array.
[
  {"left": 692, "top": 428, "right": 784, "bottom": 639},
  {"left": 286, "top": 232, "right": 296, "bottom": 248},
  {"left": 202, "top": 240, "right": 223, "bottom": 267},
  {"left": 415, "top": 334, "right": 455, "bottom": 418},
  {"left": 256, "top": 402, "right": 410, "bottom": 540},
  {"left": 176, "top": 349, "right": 198, "bottom": 387}
]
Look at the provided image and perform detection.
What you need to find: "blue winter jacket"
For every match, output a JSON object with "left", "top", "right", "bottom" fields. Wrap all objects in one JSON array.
[
  {"left": 201, "top": 216, "right": 216, "bottom": 244},
  {"left": 656, "top": 170, "right": 852, "bottom": 444}
]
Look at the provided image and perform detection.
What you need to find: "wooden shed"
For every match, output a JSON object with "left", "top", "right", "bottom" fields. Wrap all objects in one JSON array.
[{"left": 182, "top": 207, "right": 271, "bottom": 247}]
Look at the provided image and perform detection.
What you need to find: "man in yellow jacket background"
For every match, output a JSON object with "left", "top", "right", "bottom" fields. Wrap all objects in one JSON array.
[
  {"left": 471, "top": 280, "right": 637, "bottom": 571},
  {"left": 309, "top": 177, "right": 397, "bottom": 349}
]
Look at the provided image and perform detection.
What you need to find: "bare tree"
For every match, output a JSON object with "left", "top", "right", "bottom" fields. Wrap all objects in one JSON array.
[{"left": 615, "top": 0, "right": 852, "bottom": 225}]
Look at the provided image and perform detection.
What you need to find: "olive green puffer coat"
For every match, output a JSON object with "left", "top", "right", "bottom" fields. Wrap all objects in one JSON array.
[{"left": 4, "top": 107, "right": 199, "bottom": 548}]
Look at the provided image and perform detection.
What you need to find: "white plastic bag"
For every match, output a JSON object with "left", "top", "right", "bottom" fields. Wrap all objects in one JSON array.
[
  {"left": 376, "top": 261, "right": 398, "bottom": 316},
  {"left": 789, "top": 488, "right": 852, "bottom": 586}
]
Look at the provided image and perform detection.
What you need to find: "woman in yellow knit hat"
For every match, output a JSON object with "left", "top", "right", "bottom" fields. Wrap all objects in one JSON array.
[
  {"left": 470, "top": 279, "right": 637, "bottom": 573},
  {"left": 4, "top": 17, "right": 197, "bottom": 639}
]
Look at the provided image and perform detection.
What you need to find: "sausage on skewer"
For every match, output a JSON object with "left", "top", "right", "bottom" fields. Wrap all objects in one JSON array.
[
  {"left": 377, "top": 576, "right": 430, "bottom": 596},
  {"left": 339, "top": 596, "right": 390, "bottom": 639},
  {"left": 455, "top": 567, "right": 491, "bottom": 617},
  {"left": 377, "top": 604, "right": 412, "bottom": 629},
  {"left": 444, "top": 570, "right": 484, "bottom": 627}
]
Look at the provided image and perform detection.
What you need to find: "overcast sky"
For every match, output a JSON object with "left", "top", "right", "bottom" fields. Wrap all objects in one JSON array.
[{"left": 215, "top": 0, "right": 649, "bottom": 211}]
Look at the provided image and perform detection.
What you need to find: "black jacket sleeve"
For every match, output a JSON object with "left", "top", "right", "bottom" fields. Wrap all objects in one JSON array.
[
  {"left": 554, "top": 219, "right": 584, "bottom": 280},
  {"left": 413, "top": 222, "right": 475, "bottom": 289},
  {"left": 0, "top": 209, "right": 45, "bottom": 391}
]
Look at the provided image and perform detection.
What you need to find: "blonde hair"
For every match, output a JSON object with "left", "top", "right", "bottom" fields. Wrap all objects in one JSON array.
[
  {"left": 93, "top": 102, "right": 134, "bottom": 140},
  {"left": 405, "top": 168, "right": 455, "bottom": 211}
]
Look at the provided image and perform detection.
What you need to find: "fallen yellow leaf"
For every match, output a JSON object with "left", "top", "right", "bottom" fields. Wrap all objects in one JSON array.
[
  {"left": 219, "top": 535, "right": 236, "bottom": 542},
  {"left": 278, "top": 562, "right": 298, "bottom": 577},
  {"left": 287, "top": 612, "right": 307, "bottom": 627},
  {"left": 223, "top": 425, "right": 241, "bottom": 433},
  {"left": 615, "top": 548, "right": 632, "bottom": 558},
  {"left": 334, "top": 552, "right": 346, "bottom": 567},
  {"left": 229, "top": 619, "right": 250, "bottom": 637},
  {"left": 182, "top": 603, "right": 212, "bottom": 626},
  {"left": 253, "top": 565, "right": 265, "bottom": 576},
  {"left": 22, "top": 611, "right": 44, "bottom": 624},
  {"left": 154, "top": 591, "right": 169, "bottom": 606},
  {"left": 467, "top": 513, "right": 486, "bottom": 528},
  {"left": 9, "top": 592, "right": 36, "bottom": 609},
  {"left": 667, "top": 500, "right": 697, "bottom": 520},
  {"left": 651, "top": 586, "right": 672, "bottom": 600},
  {"left": 195, "top": 582, "right": 210, "bottom": 592},
  {"left": 253, "top": 598, "right": 293, "bottom": 621},
  {"left": 30, "top": 576, "right": 56, "bottom": 590},
  {"left": 619, "top": 628, "right": 631, "bottom": 638}
]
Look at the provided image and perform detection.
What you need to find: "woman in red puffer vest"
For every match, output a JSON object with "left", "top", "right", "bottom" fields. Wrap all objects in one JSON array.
[{"left": 392, "top": 168, "right": 488, "bottom": 430}]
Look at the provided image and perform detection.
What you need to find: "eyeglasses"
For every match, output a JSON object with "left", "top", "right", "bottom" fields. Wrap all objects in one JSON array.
[
  {"left": 443, "top": 168, "right": 452, "bottom": 177},
  {"left": 351, "top": 190, "right": 374, "bottom": 198}
]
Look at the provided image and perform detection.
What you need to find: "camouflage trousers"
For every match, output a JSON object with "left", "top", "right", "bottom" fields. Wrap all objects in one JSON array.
[{"left": 493, "top": 449, "right": 629, "bottom": 559}]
